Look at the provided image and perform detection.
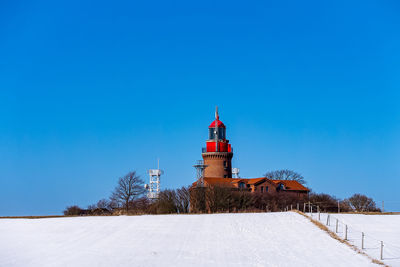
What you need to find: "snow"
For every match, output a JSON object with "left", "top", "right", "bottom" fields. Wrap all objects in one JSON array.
[
  {"left": 309, "top": 212, "right": 400, "bottom": 266},
  {"left": 0, "top": 212, "right": 378, "bottom": 267}
]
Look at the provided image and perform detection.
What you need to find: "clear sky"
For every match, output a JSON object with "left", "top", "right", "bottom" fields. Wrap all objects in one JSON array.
[{"left": 1, "top": 0, "right": 399, "bottom": 215}]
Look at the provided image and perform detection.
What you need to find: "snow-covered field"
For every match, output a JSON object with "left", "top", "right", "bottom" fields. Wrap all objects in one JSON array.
[
  {"left": 0, "top": 212, "right": 379, "bottom": 267},
  {"left": 309, "top": 212, "right": 400, "bottom": 267}
]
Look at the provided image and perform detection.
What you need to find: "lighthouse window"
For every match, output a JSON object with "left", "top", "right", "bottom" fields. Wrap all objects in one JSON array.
[
  {"left": 223, "top": 161, "right": 227, "bottom": 167},
  {"left": 209, "top": 128, "right": 226, "bottom": 140},
  {"left": 209, "top": 128, "right": 215, "bottom": 139},
  {"left": 219, "top": 128, "right": 226, "bottom": 139}
]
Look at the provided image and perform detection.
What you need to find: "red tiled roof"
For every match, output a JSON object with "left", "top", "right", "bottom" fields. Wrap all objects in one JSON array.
[
  {"left": 271, "top": 180, "right": 310, "bottom": 191},
  {"left": 246, "top": 178, "right": 266, "bottom": 185},
  {"left": 192, "top": 177, "right": 310, "bottom": 192}
]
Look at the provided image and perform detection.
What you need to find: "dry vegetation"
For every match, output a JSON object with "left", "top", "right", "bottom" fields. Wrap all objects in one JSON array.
[{"left": 293, "top": 210, "right": 387, "bottom": 266}]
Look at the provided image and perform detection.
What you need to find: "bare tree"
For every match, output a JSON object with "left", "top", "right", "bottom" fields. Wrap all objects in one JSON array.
[
  {"left": 96, "top": 199, "right": 111, "bottom": 210},
  {"left": 205, "top": 185, "right": 232, "bottom": 213},
  {"left": 189, "top": 187, "right": 206, "bottom": 213},
  {"left": 111, "top": 171, "right": 145, "bottom": 213},
  {"left": 264, "top": 169, "right": 306, "bottom": 185},
  {"left": 308, "top": 193, "right": 352, "bottom": 212},
  {"left": 87, "top": 204, "right": 97, "bottom": 211},
  {"left": 345, "top": 193, "right": 379, "bottom": 212},
  {"left": 129, "top": 197, "right": 151, "bottom": 214},
  {"left": 176, "top": 186, "right": 190, "bottom": 213},
  {"left": 156, "top": 189, "right": 178, "bottom": 214}
]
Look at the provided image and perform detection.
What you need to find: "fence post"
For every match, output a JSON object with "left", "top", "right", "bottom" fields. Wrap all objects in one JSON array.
[
  {"left": 303, "top": 203, "right": 306, "bottom": 213},
  {"left": 335, "top": 219, "right": 338, "bottom": 233},
  {"left": 380, "top": 241, "right": 383, "bottom": 260},
  {"left": 318, "top": 206, "right": 320, "bottom": 220},
  {"left": 291, "top": 204, "right": 292, "bottom": 211},
  {"left": 345, "top": 225, "right": 348, "bottom": 240},
  {"left": 361, "top": 232, "right": 364, "bottom": 249},
  {"left": 326, "top": 214, "right": 330, "bottom": 226},
  {"left": 297, "top": 203, "right": 299, "bottom": 210},
  {"left": 337, "top": 200, "right": 340, "bottom": 213},
  {"left": 311, "top": 204, "right": 313, "bottom": 215},
  {"left": 308, "top": 201, "right": 310, "bottom": 213}
]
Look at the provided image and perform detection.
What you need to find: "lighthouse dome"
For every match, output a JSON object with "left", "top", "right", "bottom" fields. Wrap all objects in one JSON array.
[
  {"left": 209, "top": 120, "right": 226, "bottom": 128},
  {"left": 207, "top": 107, "right": 227, "bottom": 140},
  {"left": 208, "top": 106, "right": 226, "bottom": 128}
]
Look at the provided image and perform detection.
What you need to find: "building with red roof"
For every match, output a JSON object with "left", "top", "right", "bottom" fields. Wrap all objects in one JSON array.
[{"left": 192, "top": 107, "right": 309, "bottom": 199}]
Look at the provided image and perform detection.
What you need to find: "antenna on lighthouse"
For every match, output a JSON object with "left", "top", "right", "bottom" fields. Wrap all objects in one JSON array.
[{"left": 145, "top": 159, "right": 163, "bottom": 199}]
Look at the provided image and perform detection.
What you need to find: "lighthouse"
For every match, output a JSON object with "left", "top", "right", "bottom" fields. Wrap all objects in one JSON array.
[
  {"left": 190, "top": 108, "right": 310, "bottom": 213},
  {"left": 202, "top": 107, "right": 233, "bottom": 178}
]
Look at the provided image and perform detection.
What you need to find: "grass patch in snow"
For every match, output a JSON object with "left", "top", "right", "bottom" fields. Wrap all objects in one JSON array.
[{"left": 294, "top": 210, "right": 387, "bottom": 266}]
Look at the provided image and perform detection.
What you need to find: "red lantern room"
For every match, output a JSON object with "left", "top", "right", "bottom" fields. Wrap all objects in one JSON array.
[
  {"left": 205, "top": 107, "right": 232, "bottom": 153},
  {"left": 202, "top": 107, "right": 233, "bottom": 178}
]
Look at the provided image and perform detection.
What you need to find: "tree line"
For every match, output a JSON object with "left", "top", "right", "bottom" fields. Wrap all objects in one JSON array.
[
  {"left": 64, "top": 171, "right": 191, "bottom": 216},
  {"left": 64, "top": 170, "right": 380, "bottom": 215}
]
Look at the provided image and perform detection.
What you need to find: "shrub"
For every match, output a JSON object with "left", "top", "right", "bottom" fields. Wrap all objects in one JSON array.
[{"left": 63, "top": 205, "right": 83, "bottom": 216}]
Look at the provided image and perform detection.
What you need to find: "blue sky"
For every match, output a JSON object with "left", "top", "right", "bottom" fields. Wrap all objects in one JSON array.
[{"left": 1, "top": 0, "right": 399, "bottom": 215}]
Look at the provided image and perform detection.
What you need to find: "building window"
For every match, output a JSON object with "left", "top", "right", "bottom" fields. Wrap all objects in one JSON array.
[
  {"left": 265, "top": 186, "right": 268, "bottom": 192},
  {"left": 261, "top": 186, "right": 264, "bottom": 193},
  {"left": 239, "top": 182, "right": 245, "bottom": 189},
  {"left": 224, "top": 175, "right": 227, "bottom": 178}
]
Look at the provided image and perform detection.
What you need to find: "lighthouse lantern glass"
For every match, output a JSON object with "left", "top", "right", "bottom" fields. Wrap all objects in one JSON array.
[{"left": 209, "top": 128, "right": 226, "bottom": 140}]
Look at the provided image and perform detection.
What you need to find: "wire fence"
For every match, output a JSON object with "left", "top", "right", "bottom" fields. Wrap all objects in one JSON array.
[{"left": 283, "top": 203, "right": 400, "bottom": 265}]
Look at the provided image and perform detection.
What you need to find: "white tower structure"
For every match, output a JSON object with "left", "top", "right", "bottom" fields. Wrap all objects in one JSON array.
[
  {"left": 232, "top": 167, "right": 240, "bottom": 178},
  {"left": 145, "top": 160, "right": 163, "bottom": 199}
]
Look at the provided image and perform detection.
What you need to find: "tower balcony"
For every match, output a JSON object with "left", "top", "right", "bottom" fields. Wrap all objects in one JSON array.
[{"left": 202, "top": 147, "right": 233, "bottom": 153}]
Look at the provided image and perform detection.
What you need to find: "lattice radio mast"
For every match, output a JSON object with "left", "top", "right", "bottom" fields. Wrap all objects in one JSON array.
[
  {"left": 193, "top": 160, "right": 207, "bottom": 187},
  {"left": 145, "top": 159, "right": 163, "bottom": 199}
]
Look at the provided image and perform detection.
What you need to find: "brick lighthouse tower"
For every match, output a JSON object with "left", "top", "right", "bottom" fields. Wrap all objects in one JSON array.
[{"left": 202, "top": 107, "right": 233, "bottom": 178}]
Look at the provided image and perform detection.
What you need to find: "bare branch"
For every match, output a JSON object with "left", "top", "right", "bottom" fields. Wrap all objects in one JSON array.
[
  {"left": 264, "top": 169, "right": 306, "bottom": 185},
  {"left": 110, "top": 171, "right": 145, "bottom": 213}
]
